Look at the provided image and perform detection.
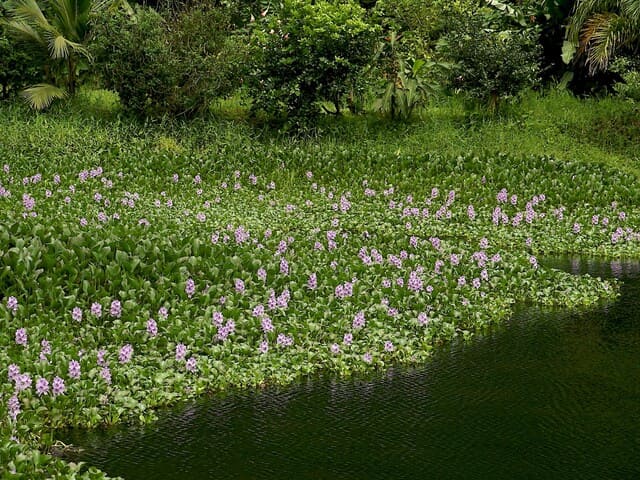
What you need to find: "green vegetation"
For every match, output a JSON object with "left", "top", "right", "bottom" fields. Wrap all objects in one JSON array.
[
  {"left": 247, "top": 0, "right": 379, "bottom": 128},
  {"left": 1, "top": 0, "right": 640, "bottom": 478},
  {"left": 1, "top": 92, "right": 640, "bottom": 477}
]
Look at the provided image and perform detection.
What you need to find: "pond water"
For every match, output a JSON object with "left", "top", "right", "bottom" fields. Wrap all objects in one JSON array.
[{"left": 61, "top": 259, "right": 640, "bottom": 479}]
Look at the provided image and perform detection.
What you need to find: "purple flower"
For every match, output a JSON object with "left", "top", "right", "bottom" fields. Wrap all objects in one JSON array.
[
  {"left": 185, "top": 278, "right": 196, "bottom": 298},
  {"left": 384, "top": 341, "right": 395, "bottom": 352},
  {"left": 72, "top": 307, "right": 82, "bottom": 322},
  {"left": 261, "top": 316, "right": 274, "bottom": 333},
  {"left": 457, "top": 276, "right": 466, "bottom": 287},
  {"left": 52, "top": 376, "right": 65, "bottom": 396},
  {"left": 343, "top": 333, "right": 353, "bottom": 345},
  {"left": 15, "top": 373, "right": 32, "bottom": 392},
  {"left": 363, "top": 352, "right": 373, "bottom": 363},
  {"left": 330, "top": 343, "right": 341, "bottom": 354},
  {"left": 36, "top": 377, "right": 49, "bottom": 396},
  {"left": 8, "top": 364, "right": 20, "bottom": 382},
  {"left": 277, "top": 289, "right": 290, "bottom": 309},
  {"left": 15, "top": 328, "right": 27, "bottom": 347},
  {"left": 212, "top": 311, "right": 224, "bottom": 327},
  {"left": 119, "top": 344, "right": 133, "bottom": 364},
  {"left": 186, "top": 357, "right": 197, "bottom": 373},
  {"left": 91, "top": 302, "right": 102, "bottom": 317},
  {"left": 259, "top": 340, "right": 269, "bottom": 354},
  {"left": 408, "top": 270, "right": 423, "bottom": 292},
  {"left": 352, "top": 311, "right": 366, "bottom": 329},
  {"left": 276, "top": 333, "right": 293, "bottom": 347},
  {"left": 280, "top": 258, "right": 289, "bottom": 276},
  {"left": 6, "top": 296, "right": 18, "bottom": 313},
  {"left": 68, "top": 360, "right": 81, "bottom": 380},
  {"left": 257, "top": 268, "right": 267, "bottom": 282},
  {"left": 573, "top": 223, "right": 581, "bottom": 234},
  {"left": 467, "top": 205, "right": 476, "bottom": 220},
  {"left": 22, "top": 193, "right": 35, "bottom": 211},
  {"left": 147, "top": 318, "right": 158, "bottom": 337},
  {"left": 8, "top": 395, "right": 20, "bottom": 420},
  {"left": 158, "top": 307, "right": 169, "bottom": 319},
  {"left": 308, "top": 273, "right": 317, "bottom": 290},
  {"left": 110, "top": 300, "right": 121, "bottom": 318},
  {"left": 418, "top": 312, "right": 429, "bottom": 325},
  {"left": 39, "top": 339, "right": 51, "bottom": 361},
  {"left": 529, "top": 256, "right": 538, "bottom": 269},
  {"left": 235, "top": 278, "right": 245, "bottom": 294},
  {"left": 100, "top": 367, "right": 112, "bottom": 384},
  {"left": 176, "top": 343, "right": 187, "bottom": 361},
  {"left": 97, "top": 348, "right": 108, "bottom": 367}
]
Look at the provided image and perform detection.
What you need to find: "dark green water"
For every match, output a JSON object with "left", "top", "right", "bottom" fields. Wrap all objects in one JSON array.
[{"left": 62, "top": 259, "right": 640, "bottom": 480}]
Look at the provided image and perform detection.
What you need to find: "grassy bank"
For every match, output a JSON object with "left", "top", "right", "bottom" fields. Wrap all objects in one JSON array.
[{"left": 1, "top": 92, "right": 640, "bottom": 478}]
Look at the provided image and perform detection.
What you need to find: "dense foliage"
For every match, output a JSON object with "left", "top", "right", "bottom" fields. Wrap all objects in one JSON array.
[
  {"left": 91, "top": 4, "right": 248, "bottom": 118},
  {"left": 1, "top": 97, "right": 640, "bottom": 476},
  {"left": 0, "top": 8, "right": 42, "bottom": 99},
  {"left": 247, "top": 0, "right": 379, "bottom": 128},
  {"left": 2, "top": 0, "right": 123, "bottom": 109},
  {"left": 440, "top": 14, "right": 542, "bottom": 109}
]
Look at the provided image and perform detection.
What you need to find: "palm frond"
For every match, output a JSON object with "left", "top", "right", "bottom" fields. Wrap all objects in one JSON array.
[
  {"left": 581, "top": 12, "right": 637, "bottom": 72},
  {"left": 45, "top": 32, "right": 92, "bottom": 60},
  {"left": 7, "top": 0, "right": 51, "bottom": 31},
  {"left": 4, "top": 19, "right": 46, "bottom": 46},
  {"left": 21, "top": 83, "right": 67, "bottom": 110}
]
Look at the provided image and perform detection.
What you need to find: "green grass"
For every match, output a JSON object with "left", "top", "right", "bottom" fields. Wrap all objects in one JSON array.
[{"left": 0, "top": 91, "right": 639, "bottom": 479}]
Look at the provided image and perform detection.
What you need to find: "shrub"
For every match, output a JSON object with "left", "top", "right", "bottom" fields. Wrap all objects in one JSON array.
[
  {"left": 91, "top": 4, "right": 249, "bottom": 118},
  {"left": 612, "top": 57, "right": 640, "bottom": 103},
  {"left": 0, "top": 9, "right": 43, "bottom": 99},
  {"left": 438, "top": 14, "right": 541, "bottom": 110},
  {"left": 247, "top": 0, "right": 379, "bottom": 128}
]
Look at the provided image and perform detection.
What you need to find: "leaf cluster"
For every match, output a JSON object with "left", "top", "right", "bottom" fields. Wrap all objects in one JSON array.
[
  {"left": 90, "top": 3, "right": 249, "bottom": 118},
  {"left": 247, "top": 0, "right": 380, "bottom": 129}
]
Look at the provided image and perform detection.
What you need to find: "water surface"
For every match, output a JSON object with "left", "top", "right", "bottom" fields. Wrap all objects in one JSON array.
[{"left": 62, "top": 259, "right": 640, "bottom": 479}]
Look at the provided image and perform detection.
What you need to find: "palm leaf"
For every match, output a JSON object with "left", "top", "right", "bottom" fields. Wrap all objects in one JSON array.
[
  {"left": 581, "top": 13, "right": 636, "bottom": 72},
  {"left": 7, "top": 0, "right": 51, "bottom": 31},
  {"left": 3, "top": 19, "right": 46, "bottom": 46},
  {"left": 21, "top": 83, "right": 67, "bottom": 110}
]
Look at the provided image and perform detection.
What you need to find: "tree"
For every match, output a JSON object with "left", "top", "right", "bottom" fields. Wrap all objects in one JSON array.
[
  {"left": 3, "top": 0, "right": 126, "bottom": 109},
  {"left": 567, "top": 0, "right": 640, "bottom": 73}
]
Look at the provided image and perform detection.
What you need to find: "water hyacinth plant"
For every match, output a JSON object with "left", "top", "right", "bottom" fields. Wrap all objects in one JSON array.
[{"left": 1, "top": 114, "right": 640, "bottom": 478}]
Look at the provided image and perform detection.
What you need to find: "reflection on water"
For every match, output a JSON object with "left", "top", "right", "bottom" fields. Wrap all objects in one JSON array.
[{"left": 61, "top": 259, "right": 640, "bottom": 480}]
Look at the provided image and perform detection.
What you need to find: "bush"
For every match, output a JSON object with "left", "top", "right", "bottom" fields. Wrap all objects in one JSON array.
[
  {"left": 0, "top": 11, "right": 43, "bottom": 99},
  {"left": 91, "top": 4, "right": 249, "bottom": 118},
  {"left": 612, "top": 57, "right": 640, "bottom": 103},
  {"left": 247, "top": 0, "right": 379, "bottom": 128},
  {"left": 371, "top": 0, "right": 467, "bottom": 58},
  {"left": 439, "top": 14, "right": 541, "bottom": 110}
]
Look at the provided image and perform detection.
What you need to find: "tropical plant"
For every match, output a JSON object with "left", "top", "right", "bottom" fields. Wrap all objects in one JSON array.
[
  {"left": 91, "top": 3, "right": 248, "bottom": 118},
  {"left": 247, "top": 0, "right": 379, "bottom": 129},
  {"left": 2, "top": 0, "right": 125, "bottom": 109},
  {"left": 439, "top": 13, "right": 541, "bottom": 111},
  {"left": 373, "top": 32, "right": 444, "bottom": 120},
  {"left": 0, "top": 5, "right": 43, "bottom": 98},
  {"left": 566, "top": 0, "right": 640, "bottom": 73}
]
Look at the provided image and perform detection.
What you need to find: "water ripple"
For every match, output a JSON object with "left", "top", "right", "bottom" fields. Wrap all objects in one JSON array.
[{"left": 62, "top": 260, "right": 640, "bottom": 480}]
